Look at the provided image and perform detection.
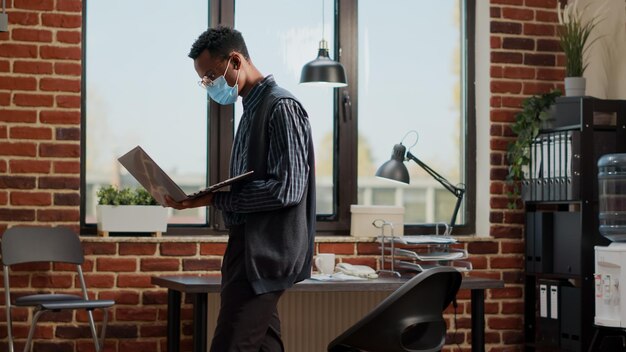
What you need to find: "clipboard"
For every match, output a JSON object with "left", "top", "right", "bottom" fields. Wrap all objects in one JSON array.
[{"left": 117, "top": 146, "right": 254, "bottom": 206}]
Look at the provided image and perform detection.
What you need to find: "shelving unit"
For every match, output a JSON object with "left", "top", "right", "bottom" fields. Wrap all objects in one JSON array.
[{"left": 523, "top": 97, "right": 626, "bottom": 352}]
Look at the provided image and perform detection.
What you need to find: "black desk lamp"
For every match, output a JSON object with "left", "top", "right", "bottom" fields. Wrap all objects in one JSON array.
[{"left": 375, "top": 132, "right": 465, "bottom": 232}]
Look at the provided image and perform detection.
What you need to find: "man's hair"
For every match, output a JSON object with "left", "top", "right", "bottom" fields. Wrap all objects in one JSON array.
[{"left": 188, "top": 26, "right": 250, "bottom": 60}]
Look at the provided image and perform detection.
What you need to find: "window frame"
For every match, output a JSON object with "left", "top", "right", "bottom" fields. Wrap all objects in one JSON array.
[{"left": 80, "top": 0, "right": 476, "bottom": 236}]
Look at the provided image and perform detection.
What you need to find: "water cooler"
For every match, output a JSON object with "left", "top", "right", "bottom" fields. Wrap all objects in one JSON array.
[{"left": 595, "top": 154, "right": 626, "bottom": 328}]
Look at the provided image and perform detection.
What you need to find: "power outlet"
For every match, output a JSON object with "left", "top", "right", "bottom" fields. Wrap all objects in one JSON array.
[{"left": 0, "top": 13, "right": 7, "bottom": 32}]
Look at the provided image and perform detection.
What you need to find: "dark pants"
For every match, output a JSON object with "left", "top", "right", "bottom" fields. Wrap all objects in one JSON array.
[{"left": 209, "top": 225, "right": 285, "bottom": 352}]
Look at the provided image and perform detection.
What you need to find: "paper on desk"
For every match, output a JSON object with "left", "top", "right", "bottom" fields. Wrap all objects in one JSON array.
[
  {"left": 310, "top": 273, "right": 369, "bottom": 281},
  {"left": 390, "top": 248, "right": 466, "bottom": 261},
  {"left": 396, "top": 235, "right": 458, "bottom": 244},
  {"left": 415, "top": 251, "right": 466, "bottom": 261}
]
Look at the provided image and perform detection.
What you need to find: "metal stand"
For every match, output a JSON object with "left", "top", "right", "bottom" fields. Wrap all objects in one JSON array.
[
  {"left": 376, "top": 221, "right": 471, "bottom": 274},
  {"left": 374, "top": 219, "right": 401, "bottom": 278}
]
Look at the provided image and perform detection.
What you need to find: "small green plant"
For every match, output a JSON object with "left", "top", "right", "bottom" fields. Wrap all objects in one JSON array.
[
  {"left": 557, "top": 0, "right": 604, "bottom": 77},
  {"left": 506, "top": 90, "right": 562, "bottom": 208},
  {"left": 96, "top": 186, "right": 157, "bottom": 206}
]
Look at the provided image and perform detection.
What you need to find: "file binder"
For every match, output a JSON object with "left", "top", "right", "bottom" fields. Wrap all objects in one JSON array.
[
  {"left": 550, "top": 285, "right": 559, "bottom": 319},
  {"left": 527, "top": 131, "right": 581, "bottom": 202},
  {"left": 525, "top": 211, "right": 553, "bottom": 273},
  {"left": 540, "top": 284, "right": 548, "bottom": 318},
  {"left": 541, "top": 136, "right": 550, "bottom": 201},
  {"left": 560, "top": 286, "right": 582, "bottom": 350},
  {"left": 537, "top": 280, "right": 560, "bottom": 347},
  {"left": 532, "top": 138, "right": 543, "bottom": 201},
  {"left": 567, "top": 131, "right": 580, "bottom": 201}
]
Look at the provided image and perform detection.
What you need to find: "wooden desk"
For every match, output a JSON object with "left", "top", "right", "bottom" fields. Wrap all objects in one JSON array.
[{"left": 151, "top": 275, "right": 504, "bottom": 352}]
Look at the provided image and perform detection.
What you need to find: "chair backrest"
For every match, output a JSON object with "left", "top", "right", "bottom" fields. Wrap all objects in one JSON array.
[
  {"left": 328, "top": 267, "right": 462, "bottom": 352},
  {"left": 1, "top": 226, "right": 84, "bottom": 266}
]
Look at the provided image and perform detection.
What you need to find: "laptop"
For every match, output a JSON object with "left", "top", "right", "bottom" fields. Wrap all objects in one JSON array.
[{"left": 117, "top": 146, "right": 254, "bottom": 206}]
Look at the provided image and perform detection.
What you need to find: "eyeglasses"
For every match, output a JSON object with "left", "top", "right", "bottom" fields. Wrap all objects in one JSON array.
[
  {"left": 197, "top": 76, "right": 215, "bottom": 89},
  {"left": 197, "top": 56, "right": 233, "bottom": 90}
]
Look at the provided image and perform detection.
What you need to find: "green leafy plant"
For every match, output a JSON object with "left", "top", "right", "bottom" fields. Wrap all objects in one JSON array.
[
  {"left": 557, "top": 0, "right": 604, "bottom": 77},
  {"left": 96, "top": 186, "right": 158, "bottom": 206},
  {"left": 506, "top": 90, "right": 562, "bottom": 207}
]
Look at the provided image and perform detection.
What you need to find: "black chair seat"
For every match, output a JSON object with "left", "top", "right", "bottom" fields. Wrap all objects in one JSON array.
[
  {"left": 40, "top": 299, "right": 115, "bottom": 311},
  {"left": 15, "top": 293, "right": 83, "bottom": 306}
]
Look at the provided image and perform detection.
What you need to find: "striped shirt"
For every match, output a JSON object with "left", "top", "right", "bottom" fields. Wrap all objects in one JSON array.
[{"left": 213, "top": 75, "right": 311, "bottom": 226}]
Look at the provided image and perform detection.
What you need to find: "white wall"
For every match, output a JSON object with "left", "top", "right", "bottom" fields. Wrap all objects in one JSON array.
[{"left": 580, "top": 0, "right": 626, "bottom": 99}]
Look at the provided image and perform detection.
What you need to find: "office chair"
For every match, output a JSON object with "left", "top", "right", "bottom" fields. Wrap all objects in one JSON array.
[
  {"left": 327, "top": 266, "right": 462, "bottom": 352},
  {"left": 1, "top": 226, "right": 115, "bottom": 352}
]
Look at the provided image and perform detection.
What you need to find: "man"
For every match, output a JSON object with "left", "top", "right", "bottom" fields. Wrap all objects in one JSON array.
[{"left": 165, "top": 26, "right": 316, "bottom": 352}]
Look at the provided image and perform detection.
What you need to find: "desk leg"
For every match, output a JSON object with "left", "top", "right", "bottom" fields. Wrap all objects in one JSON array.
[
  {"left": 471, "top": 289, "right": 486, "bottom": 352},
  {"left": 167, "top": 289, "right": 181, "bottom": 352},
  {"left": 192, "top": 292, "right": 208, "bottom": 352}
]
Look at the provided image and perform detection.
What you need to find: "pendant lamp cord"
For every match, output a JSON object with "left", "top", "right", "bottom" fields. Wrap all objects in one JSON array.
[
  {"left": 321, "top": 0, "right": 325, "bottom": 40},
  {"left": 2, "top": 0, "right": 5, "bottom": 14}
]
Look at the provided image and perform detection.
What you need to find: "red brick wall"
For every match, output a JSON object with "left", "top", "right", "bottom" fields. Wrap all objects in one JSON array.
[
  {"left": 0, "top": 0, "right": 566, "bottom": 351},
  {"left": 489, "top": 0, "right": 564, "bottom": 229},
  {"left": 1, "top": 238, "right": 517, "bottom": 352},
  {"left": 486, "top": 1, "right": 564, "bottom": 350},
  {"left": 0, "top": 0, "right": 82, "bottom": 234}
]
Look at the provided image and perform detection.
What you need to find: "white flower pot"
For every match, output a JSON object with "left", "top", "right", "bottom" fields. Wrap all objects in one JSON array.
[
  {"left": 564, "top": 77, "right": 586, "bottom": 97},
  {"left": 96, "top": 205, "right": 168, "bottom": 233}
]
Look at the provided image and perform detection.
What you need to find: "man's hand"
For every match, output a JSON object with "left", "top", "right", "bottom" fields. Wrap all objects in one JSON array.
[{"left": 164, "top": 193, "right": 214, "bottom": 210}]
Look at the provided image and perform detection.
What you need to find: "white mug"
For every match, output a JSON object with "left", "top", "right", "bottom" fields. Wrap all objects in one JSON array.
[{"left": 315, "top": 253, "right": 336, "bottom": 275}]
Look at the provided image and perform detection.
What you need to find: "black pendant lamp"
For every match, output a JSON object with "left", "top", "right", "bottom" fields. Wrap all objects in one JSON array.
[{"left": 300, "top": 0, "right": 347, "bottom": 87}]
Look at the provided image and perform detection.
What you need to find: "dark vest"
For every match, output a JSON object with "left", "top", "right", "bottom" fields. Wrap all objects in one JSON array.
[{"left": 243, "top": 82, "right": 316, "bottom": 294}]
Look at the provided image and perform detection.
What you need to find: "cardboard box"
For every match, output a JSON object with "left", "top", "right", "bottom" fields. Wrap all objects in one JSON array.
[{"left": 350, "top": 205, "right": 404, "bottom": 237}]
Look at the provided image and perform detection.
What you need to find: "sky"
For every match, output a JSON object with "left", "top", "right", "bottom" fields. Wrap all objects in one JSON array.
[{"left": 86, "top": 0, "right": 462, "bottom": 184}]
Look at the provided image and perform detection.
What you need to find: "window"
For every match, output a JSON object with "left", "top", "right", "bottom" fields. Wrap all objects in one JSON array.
[
  {"left": 82, "top": 0, "right": 210, "bottom": 233},
  {"left": 357, "top": 0, "right": 470, "bottom": 230},
  {"left": 81, "top": 0, "right": 475, "bottom": 235},
  {"left": 233, "top": 0, "right": 336, "bottom": 217}
]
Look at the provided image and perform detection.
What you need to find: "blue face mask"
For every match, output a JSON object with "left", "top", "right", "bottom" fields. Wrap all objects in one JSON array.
[{"left": 205, "top": 57, "right": 240, "bottom": 105}]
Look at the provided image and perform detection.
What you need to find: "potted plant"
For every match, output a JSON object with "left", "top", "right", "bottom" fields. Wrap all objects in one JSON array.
[
  {"left": 557, "top": 0, "right": 604, "bottom": 96},
  {"left": 96, "top": 186, "right": 168, "bottom": 236},
  {"left": 506, "top": 90, "right": 562, "bottom": 208}
]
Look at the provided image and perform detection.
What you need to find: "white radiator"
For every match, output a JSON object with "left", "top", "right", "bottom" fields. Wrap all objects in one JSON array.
[{"left": 206, "top": 291, "right": 389, "bottom": 352}]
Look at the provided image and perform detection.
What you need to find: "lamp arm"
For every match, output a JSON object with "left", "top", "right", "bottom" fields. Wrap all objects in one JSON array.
[{"left": 406, "top": 151, "right": 465, "bottom": 229}]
